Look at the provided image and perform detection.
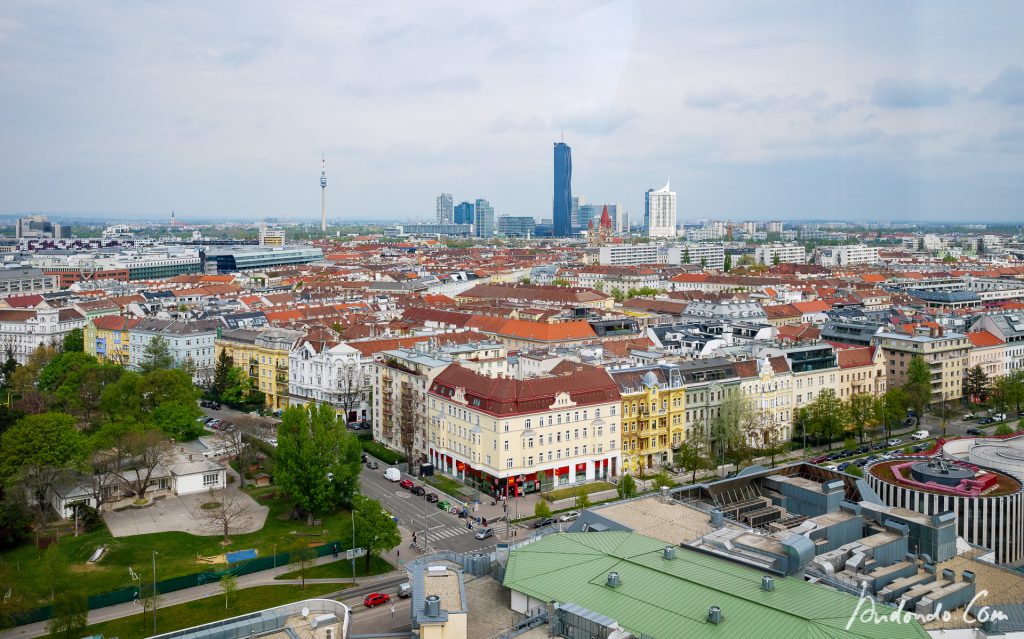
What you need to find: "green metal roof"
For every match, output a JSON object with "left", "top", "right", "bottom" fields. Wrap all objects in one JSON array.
[{"left": 503, "top": 532, "right": 929, "bottom": 639}]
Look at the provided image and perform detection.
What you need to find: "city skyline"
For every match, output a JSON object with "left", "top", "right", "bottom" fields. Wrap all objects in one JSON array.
[{"left": 2, "top": 2, "right": 1024, "bottom": 223}]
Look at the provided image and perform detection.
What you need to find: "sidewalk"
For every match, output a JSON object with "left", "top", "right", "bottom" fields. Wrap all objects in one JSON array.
[{"left": 0, "top": 553, "right": 404, "bottom": 639}]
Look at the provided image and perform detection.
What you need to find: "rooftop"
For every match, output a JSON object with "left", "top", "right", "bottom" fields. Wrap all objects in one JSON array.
[{"left": 503, "top": 532, "right": 928, "bottom": 639}]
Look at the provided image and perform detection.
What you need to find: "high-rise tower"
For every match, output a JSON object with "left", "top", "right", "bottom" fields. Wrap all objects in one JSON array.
[
  {"left": 320, "top": 155, "right": 327, "bottom": 232},
  {"left": 644, "top": 179, "right": 677, "bottom": 238},
  {"left": 553, "top": 141, "right": 572, "bottom": 237}
]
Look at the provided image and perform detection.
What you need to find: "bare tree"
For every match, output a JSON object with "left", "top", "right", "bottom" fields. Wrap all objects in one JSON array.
[
  {"left": 398, "top": 381, "right": 417, "bottom": 467},
  {"left": 110, "top": 429, "right": 171, "bottom": 501},
  {"left": 83, "top": 450, "right": 119, "bottom": 510},
  {"left": 336, "top": 358, "right": 363, "bottom": 423},
  {"left": 198, "top": 486, "right": 254, "bottom": 544},
  {"left": 217, "top": 415, "right": 268, "bottom": 488}
]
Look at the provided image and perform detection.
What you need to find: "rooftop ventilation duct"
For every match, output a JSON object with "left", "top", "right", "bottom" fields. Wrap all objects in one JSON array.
[
  {"left": 708, "top": 606, "right": 722, "bottom": 624},
  {"left": 761, "top": 576, "right": 774, "bottom": 591},
  {"left": 663, "top": 546, "right": 676, "bottom": 560},
  {"left": 424, "top": 595, "right": 441, "bottom": 617},
  {"left": 607, "top": 572, "right": 621, "bottom": 588}
]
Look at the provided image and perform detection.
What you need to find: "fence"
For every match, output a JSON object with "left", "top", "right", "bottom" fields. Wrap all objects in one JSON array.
[{"left": 10, "top": 540, "right": 346, "bottom": 626}]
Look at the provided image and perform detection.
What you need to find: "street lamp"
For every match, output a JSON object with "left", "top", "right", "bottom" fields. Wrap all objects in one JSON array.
[
  {"left": 152, "top": 551, "right": 158, "bottom": 635},
  {"left": 350, "top": 510, "right": 356, "bottom": 585}
]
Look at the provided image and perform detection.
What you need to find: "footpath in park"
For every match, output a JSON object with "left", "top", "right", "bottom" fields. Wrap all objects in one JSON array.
[{"left": 0, "top": 539, "right": 415, "bottom": 639}]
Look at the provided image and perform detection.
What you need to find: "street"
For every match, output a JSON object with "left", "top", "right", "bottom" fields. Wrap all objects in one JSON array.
[{"left": 359, "top": 457, "right": 508, "bottom": 555}]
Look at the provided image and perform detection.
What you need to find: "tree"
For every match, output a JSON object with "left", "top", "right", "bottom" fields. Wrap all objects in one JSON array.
[
  {"left": 674, "top": 438, "right": 713, "bottom": 484},
  {"left": 0, "top": 413, "right": 84, "bottom": 522},
  {"left": 876, "top": 388, "right": 908, "bottom": 441},
  {"left": 220, "top": 367, "right": 250, "bottom": 406},
  {"left": 353, "top": 495, "right": 401, "bottom": 571},
  {"left": 9, "top": 344, "right": 59, "bottom": 413},
  {"left": 212, "top": 349, "right": 233, "bottom": 400},
  {"left": 904, "top": 355, "right": 932, "bottom": 423},
  {"left": 772, "top": 252, "right": 781, "bottom": 266},
  {"left": 737, "top": 254, "right": 755, "bottom": 267},
  {"left": 220, "top": 574, "right": 237, "bottom": 610},
  {"left": 105, "top": 425, "right": 171, "bottom": 501},
  {"left": 197, "top": 487, "right": 254, "bottom": 544},
  {"left": 276, "top": 403, "right": 361, "bottom": 522},
  {"left": 151, "top": 401, "right": 204, "bottom": 441},
  {"left": 846, "top": 393, "right": 876, "bottom": 445},
  {"left": 140, "top": 336, "right": 175, "bottom": 373},
  {"left": 0, "top": 497, "right": 31, "bottom": 549},
  {"left": 574, "top": 488, "right": 591, "bottom": 510},
  {"left": 964, "top": 365, "right": 990, "bottom": 406},
  {"left": 616, "top": 474, "right": 637, "bottom": 499},
  {"left": 61, "top": 328, "right": 84, "bottom": 353},
  {"left": 0, "top": 346, "right": 17, "bottom": 389},
  {"left": 336, "top": 358, "right": 364, "bottom": 423},
  {"left": 290, "top": 543, "right": 317, "bottom": 591},
  {"left": 709, "top": 392, "right": 750, "bottom": 471},
  {"left": 805, "top": 390, "right": 847, "bottom": 450},
  {"left": 218, "top": 415, "right": 268, "bottom": 488},
  {"left": 723, "top": 253, "right": 733, "bottom": 272},
  {"left": 46, "top": 588, "right": 87, "bottom": 639},
  {"left": 651, "top": 470, "right": 673, "bottom": 490},
  {"left": 683, "top": 247, "right": 691, "bottom": 264},
  {"left": 534, "top": 499, "right": 551, "bottom": 520}
]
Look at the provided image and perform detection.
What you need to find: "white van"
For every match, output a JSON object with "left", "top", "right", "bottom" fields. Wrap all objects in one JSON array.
[
  {"left": 384, "top": 467, "right": 401, "bottom": 482},
  {"left": 911, "top": 430, "right": 930, "bottom": 441}
]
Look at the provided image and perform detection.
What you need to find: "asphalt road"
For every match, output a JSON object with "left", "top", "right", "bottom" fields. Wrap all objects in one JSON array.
[{"left": 359, "top": 457, "right": 506, "bottom": 555}]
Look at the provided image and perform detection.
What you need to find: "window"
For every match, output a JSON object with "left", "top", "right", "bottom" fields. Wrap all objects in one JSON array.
[
  {"left": 202, "top": 473, "right": 219, "bottom": 487},
  {"left": 503, "top": 441, "right": 509, "bottom": 451},
  {"left": 506, "top": 459, "right": 513, "bottom": 469}
]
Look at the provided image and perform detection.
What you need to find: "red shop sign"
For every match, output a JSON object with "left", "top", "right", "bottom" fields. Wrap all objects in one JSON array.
[{"left": 576, "top": 463, "right": 586, "bottom": 471}]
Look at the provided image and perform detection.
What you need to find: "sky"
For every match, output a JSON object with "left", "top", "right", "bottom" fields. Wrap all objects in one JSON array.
[{"left": 2, "top": 1, "right": 1024, "bottom": 224}]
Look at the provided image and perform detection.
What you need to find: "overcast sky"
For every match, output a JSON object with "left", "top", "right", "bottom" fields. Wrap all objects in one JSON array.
[{"left": 2, "top": 1, "right": 1023, "bottom": 223}]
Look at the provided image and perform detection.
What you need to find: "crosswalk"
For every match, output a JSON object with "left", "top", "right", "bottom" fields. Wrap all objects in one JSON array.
[{"left": 422, "top": 525, "right": 472, "bottom": 541}]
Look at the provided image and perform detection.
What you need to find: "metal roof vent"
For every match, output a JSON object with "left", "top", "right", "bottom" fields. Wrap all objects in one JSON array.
[
  {"left": 710, "top": 509, "right": 724, "bottom": 526},
  {"left": 708, "top": 606, "right": 722, "bottom": 624},
  {"left": 762, "top": 576, "right": 774, "bottom": 591},
  {"left": 607, "top": 572, "right": 621, "bottom": 588},
  {"left": 663, "top": 546, "right": 676, "bottom": 560},
  {"left": 424, "top": 595, "right": 441, "bottom": 617}
]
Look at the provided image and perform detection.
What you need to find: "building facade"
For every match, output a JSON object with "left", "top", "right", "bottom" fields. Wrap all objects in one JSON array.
[
  {"left": 644, "top": 181, "right": 677, "bottom": 238},
  {"left": 288, "top": 332, "right": 369, "bottom": 423},
  {"left": 754, "top": 244, "right": 807, "bottom": 265},
  {"left": 85, "top": 315, "right": 140, "bottom": 365},
  {"left": 454, "top": 201, "right": 474, "bottom": 225},
  {"left": 553, "top": 142, "right": 573, "bottom": 237},
  {"left": 610, "top": 366, "right": 686, "bottom": 474},
  {"left": 0, "top": 306, "right": 86, "bottom": 364},
  {"left": 428, "top": 363, "right": 621, "bottom": 496},
  {"left": 474, "top": 198, "right": 494, "bottom": 238},
  {"left": 874, "top": 327, "right": 970, "bottom": 405},
  {"left": 128, "top": 318, "right": 219, "bottom": 383},
  {"left": 436, "top": 192, "right": 454, "bottom": 224}
]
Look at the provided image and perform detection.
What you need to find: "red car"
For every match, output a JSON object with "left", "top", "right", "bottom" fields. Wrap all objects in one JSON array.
[
  {"left": 364, "top": 592, "right": 390, "bottom": 608},
  {"left": 399, "top": 479, "right": 414, "bottom": 490},
  {"left": 809, "top": 455, "right": 828, "bottom": 464}
]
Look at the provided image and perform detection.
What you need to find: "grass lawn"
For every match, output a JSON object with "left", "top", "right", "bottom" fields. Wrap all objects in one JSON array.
[
  {"left": 0, "top": 490, "right": 356, "bottom": 610},
  {"left": 274, "top": 555, "right": 392, "bottom": 580},
  {"left": 81, "top": 583, "right": 346, "bottom": 639},
  {"left": 421, "top": 475, "right": 468, "bottom": 498},
  {"left": 359, "top": 438, "right": 405, "bottom": 465},
  {"left": 544, "top": 481, "right": 615, "bottom": 502}
]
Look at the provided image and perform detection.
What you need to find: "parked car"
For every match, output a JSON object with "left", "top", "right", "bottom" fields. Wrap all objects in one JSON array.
[
  {"left": 361, "top": 453, "right": 368, "bottom": 463},
  {"left": 855, "top": 445, "right": 870, "bottom": 455},
  {"left": 411, "top": 485, "right": 426, "bottom": 496},
  {"left": 980, "top": 417, "right": 994, "bottom": 425},
  {"left": 437, "top": 500, "right": 451, "bottom": 510},
  {"left": 809, "top": 455, "right": 828, "bottom": 464},
  {"left": 399, "top": 479, "right": 414, "bottom": 490},
  {"left": 903, "top": 418, "right": 915, "bottom": 428},
  {"left": 854, "top": 458, "right": 868, "bottom": 467},
  {"left": 534, "top": 517, "right": 555, "bottom": 528},
  {"left": 872, "top": 442, "right": 886, "bottom": 450},
  {"left": 397, "top": 583, "right": 412, "bottom": 599},
  {"left": 993, "top": 413, "right": 1007, "bottom": 421},
  {"left": 887, "top": 438, "right": 902, "bottom": 446},
  {"left": 824, "top": 465, "right": 838, "bottom": 471},
  {"left": 425, "top": 493, "right": 439, "bottom": 503},
  {"left": 366, "top": 460, "right": 379, "bottom": 469},
  {"left": 911, "top": 430, "right": 930, "bottom": 441},
  {"left": 837, "top": 461, "right": 852, "bottom": 471},
  {"left": 364, "top": 593, "right": 390, "bottom": 608},
  {"left": 911, "top": 444, "right": 928, "bottom": 453},
  {"left": 475, "top": 528, "right": 494, "bottom": 540},
  {"left": 966, "top": 427, "right": 984, "bottom": 436},
  {"left": 559, "top": 511, "right": 580, "bottom": 522},
  {"left": 963, "top": 414, "right": 977, "bottom": 421},
  {"left": 384, "top": 468, "right": 401, "bottom": 482}
]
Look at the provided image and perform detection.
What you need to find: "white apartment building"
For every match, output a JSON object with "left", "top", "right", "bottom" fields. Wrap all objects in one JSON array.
[
  {"left": 815, "top": 245, "right": 880, "bottom": 267},
  {"left": 0, "top": 306, "right": 86, "bottom": 364},
  {"left": 427, "top": 363, "right": 622, "bottom": 497},
  {"left": 597, "top": 244, "right": 659, "bottom": 266},
  {"left": 128, "top": 318, "right": 219, "bottom": 383},
  {"left": 644, "top": 181, "right": 677, "bottom": 238},
  {"left": 754, "top": 244, "right": 807, "bottom": 265},
  {"left": 666, "top": 244, "right": 726, "bottom": 271},
  {"left": 288, "top": 334, "right": 370, "bottom": 423}
]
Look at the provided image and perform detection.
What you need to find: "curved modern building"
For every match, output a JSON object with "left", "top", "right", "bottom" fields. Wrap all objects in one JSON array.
[
  {"left": 942, "top": 434, "right": 1024, "bottom": 480},
  {"left": 866, "top": 456, "right": 1024, "bottom": 565}
]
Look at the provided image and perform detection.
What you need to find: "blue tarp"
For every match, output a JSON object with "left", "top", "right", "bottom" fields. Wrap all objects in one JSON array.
[{"left": 226, "top": 548, "right": 257, "bottom": 563}]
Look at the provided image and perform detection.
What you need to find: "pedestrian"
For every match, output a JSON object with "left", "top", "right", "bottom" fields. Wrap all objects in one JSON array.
[
  {"left": 332, "top": 544, "right": 338, "bottom": 559},
  {"left": 390, "top": 602, "right": 395, "bottom": 619},
  {"left": 396, "top": 549, "right": 400, "bottom": 560},
  {"left": 412, "top": 532, "right": 417, "bottom": 544}
]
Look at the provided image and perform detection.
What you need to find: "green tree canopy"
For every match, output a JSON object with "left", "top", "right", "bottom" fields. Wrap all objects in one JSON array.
[
  {"left": 0, "top": 413, "right": 85, "bottom": 521},
  {"left": 616, "top": 473, "right": 637, "bottom": 499},
  {"left": 61, "top": 328, "right": 84, "bottom": 353},
  {"left": 352, "top": 495, "right": 401, "bottom": 570},
  {"left": 674, "top": 438, "right": 713, "bottom": 484},
  {"left": 140, "top": 335, "right": 175, "bottom": 373},
  {"left": 276, "top": 403, "right": 361, "bottom": 521},
  {"left": 964, "top": 365, "right": 990, "bottom": 405},
  {"left": 904, "top": 355, "right": 932, "bottom": 423},
  {"left": 805, "top": 389, "right": 847, "bottom": 450}
]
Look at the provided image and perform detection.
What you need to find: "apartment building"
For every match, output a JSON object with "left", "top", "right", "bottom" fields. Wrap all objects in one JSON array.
[
  {"left": 754, "top": 244, "right": 806, "bottom": 265},
  {"left": 833, "top": 345, "right": 887, "bottom": 400},
  {"left": 609, "top": 366, "right": 687, "bottom": 474},
  {"left": 0, "top": 306, "right": 86, "bottom": 364},
  {"left": 128, "top": 318, "right": 219, "bottom": 383},
  {"left": 85, "top": 315, "right": 141, "bottom": 365},
  {"left": 734, "top": 356, "right": 794, "bottom": 444},
  {"left": 966, "top": 330, "right": 1007, "bottom": 384},
  {"left": 816, "top": 245, "right": 880, "bottom": 267},
  {"left": 971, "top": 312, "right": 1024, "bottom": 375},
  {"left": 678, "top": 358, "right": 743, "bottom": 444},
  {"left": 874, "top": 326, "right": 971, "bottom": 405},
  {"left": 216, "top": 327, "right": 304, "bottom": 410},
  {"left": 427, "top": 363, "right": 621, "bottom": 497},
  {"left": 288, "top": 329, "right": 368, "bottom": 422}
]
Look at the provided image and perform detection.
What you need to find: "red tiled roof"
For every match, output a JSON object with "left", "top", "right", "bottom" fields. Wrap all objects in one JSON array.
[
  {"left": 967, "top": 331, "right": 1004, "bottom": 348},
  {"left": 91, "top": 315, "right": 141, "bottom": 331},
  {"left": 836, "top": 346, "right": 876, "bottom": 369}
]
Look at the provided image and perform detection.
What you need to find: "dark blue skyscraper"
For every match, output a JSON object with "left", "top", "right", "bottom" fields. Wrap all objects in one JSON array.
[
  {"left": 553, "top": 141, "right": 572, "bottom": 237},
  {"left": 454, "top": 201, "right": 475, "bottom": 225}
]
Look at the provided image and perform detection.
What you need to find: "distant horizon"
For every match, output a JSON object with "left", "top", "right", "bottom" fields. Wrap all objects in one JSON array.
[
  {"left": 2, "top": 3, "right": 1023, "bottom": 223},
  {"left": 2, "top": 211, "right": 1020, "bottom": 229}
]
